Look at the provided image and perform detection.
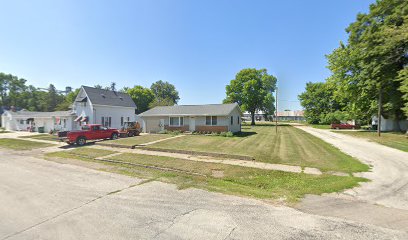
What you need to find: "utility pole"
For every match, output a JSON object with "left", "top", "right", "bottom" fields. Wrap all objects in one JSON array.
[
  {"left": 377, "top": 87, "right": 382, "bottom": 137},
  {"left": 275, "top": 87, "right": 278, "bottom": 134}
]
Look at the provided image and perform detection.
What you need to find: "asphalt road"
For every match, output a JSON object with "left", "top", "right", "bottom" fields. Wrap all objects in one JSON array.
[
  {"left": 295, "top": 126, "right": 408, "bottom": 210},
  {"left": 1, "top": 149, "right": 407, "bottom": 240}
]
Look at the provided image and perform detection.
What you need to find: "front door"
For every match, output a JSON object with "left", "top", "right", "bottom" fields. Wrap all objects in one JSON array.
[
  {"left": 160, "top": 119, "right": 165, "bottom": 131},
  {"left": 189, "top": 117, "right": 195, "bottom": 132}
]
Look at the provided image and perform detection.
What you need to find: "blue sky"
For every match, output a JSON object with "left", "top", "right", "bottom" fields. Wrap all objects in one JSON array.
[{"left": 0, "top": 0, "right": 375, "bottom": 110}]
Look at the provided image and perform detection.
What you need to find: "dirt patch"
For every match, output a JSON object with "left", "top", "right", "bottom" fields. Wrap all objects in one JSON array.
[{"left": 211, "top": 170, "right": 224, "bottom": 178}]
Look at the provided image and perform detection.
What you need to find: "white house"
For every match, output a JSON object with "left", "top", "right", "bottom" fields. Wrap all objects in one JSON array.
[
  {"left": 1, "top": 110, "right": 75, "bottom": 133},
  {"left": 72, "top": 86, "right": 137, "bottom": 130},
  {"left": 372, "top": 115, "right": 408, "bottom": 132},
  {"left": 139, "top": 103, "right": 242, "bottom": 133},
  {"left": 1, "top": 86, "right": 137, "bottom": 132}
]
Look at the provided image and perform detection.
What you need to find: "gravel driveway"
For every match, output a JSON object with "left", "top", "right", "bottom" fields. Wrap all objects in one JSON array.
[
  {"left": 295, "top": 126, "right": 408, "bottom": 211},
  {"left": 1, "top": 149, "right": 406, "bottom": 239}
]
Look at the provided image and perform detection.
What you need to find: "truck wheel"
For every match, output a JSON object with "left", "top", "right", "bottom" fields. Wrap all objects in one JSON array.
[
  {"left": 76, "top": 137, "right": 87, "bottom": 146},
  {"left": 111, "top": 133, "right": 118, "bottom": 140}
]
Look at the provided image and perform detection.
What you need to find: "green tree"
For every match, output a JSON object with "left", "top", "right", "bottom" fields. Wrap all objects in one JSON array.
[
  {"left": 224, "top": 68, "right": 277, "bottom": 125},
  {"left": 47, "top": 84, "right": 59, "bottom": 111},
  {"left": 298, "top": 82, "right": 342, "bottom": 124},
  {"left": 55, "top": 88, "right": 80, "bottom": 111},
  {"left": 326, "top": 0, "right": 408, "bottom": 131},
  {"left": 126, "top": 85, "right": 155, "bottom": 114},
  {"left": 150, "top": 80, "right": 180, "bottom": 105}
]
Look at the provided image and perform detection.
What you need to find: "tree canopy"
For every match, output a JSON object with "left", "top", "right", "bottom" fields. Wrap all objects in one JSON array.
[
  {"left": 150, "top": 80, "right": 180, "bottom": 107},
  {"left": 224, "top": 68, "right": 277, "bottom": 125},
  {"left": 300, "top": 0, "right": 408, "bottom": 126},
  {"left": 126, "top": 85, "right": 155, "bottom": 114}
]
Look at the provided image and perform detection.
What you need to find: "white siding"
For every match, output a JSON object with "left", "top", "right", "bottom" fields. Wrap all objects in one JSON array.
[
  {"left": 93, "top": 105, "right": 135, "bottom": 129},
  {"left": 228, "top": 108, "right": 242, "bottom": 133}
]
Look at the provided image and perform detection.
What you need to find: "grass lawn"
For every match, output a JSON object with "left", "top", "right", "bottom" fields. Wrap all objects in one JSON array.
[
  {"left": 106, "top": 134, "right": 173, "bottom": 146},
  {"left": 45, "top": 148, "right": 366, "bottom": 203},
  {"left": 19, "top": 134, "right": 59, "bottom": 141},
  {"left": 0, "top": 138, "right": 53, "bottom": 150},
  {"left": 148, "top": 125, "right": 368, "bottom": 173},
  {"left": 336, "top": 131, "right": 408, "bottom": 152}
]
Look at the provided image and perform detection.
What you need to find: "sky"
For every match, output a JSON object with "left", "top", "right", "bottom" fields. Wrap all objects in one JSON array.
[{"left": 0, "top": 0, "right": 375, "bottom": 111}]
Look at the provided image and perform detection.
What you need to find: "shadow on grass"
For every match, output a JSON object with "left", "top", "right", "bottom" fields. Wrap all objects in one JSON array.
[{"left": 234, "top": 131, "right": 257, "bottom": 137}]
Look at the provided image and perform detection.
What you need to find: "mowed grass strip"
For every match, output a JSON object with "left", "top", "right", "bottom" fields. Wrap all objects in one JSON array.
[
  {"left": 19, "top": 134, "right": 59, "bottom": 141},
  {"left": 0, "top": 138, "right": 53, "bottom": 150},
  {"left": 335, "top": 131, "right": 408, "bottom": 152},
  {"left": 45, "top": 148, "right": 367, "bottom": 203},
  {"left": 149, "top": 125, "right": 369, "bottom": 173},
  {"left": 106, "top": 134, "right": 173, "bottom": 146},
  {"left": 46, "top": 147, "right": 116, "bottom": 160}
]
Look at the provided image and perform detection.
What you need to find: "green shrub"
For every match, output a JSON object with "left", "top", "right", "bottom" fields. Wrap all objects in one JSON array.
[{"left": 225, "top": 131, "right": 234, "bottom": 137}]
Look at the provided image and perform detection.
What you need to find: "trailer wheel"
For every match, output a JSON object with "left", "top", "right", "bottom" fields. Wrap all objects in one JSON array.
[
  {"left": 111, "top": 133, "right": 118, "bottom": 140},
  {"left": 127, "top": 131, "right": 134, "bottom": 137},
  {"left": 76, "top": 137, "right": 87, "bottom": 146}
]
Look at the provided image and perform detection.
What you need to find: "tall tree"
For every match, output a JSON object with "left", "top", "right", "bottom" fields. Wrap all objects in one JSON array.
[
  {"left": 150, "top": 80, "right": 180, "bottom": 105},
  {"left": 47, "top": 84, "right": 59, "bottom": 111},
  {"left": 126, "top": 85, "right": 155, "bottom": 114},
  {"left": 110, "top": 82, "right": 117, "bottom": 91},
  {"left": 224, "top": 68, "right": 277, "bottom": 125},
  {"left": 326, "top": 0, "right": 408, "bottom": 132},
  {"left": 55, "top": 88, "right": 80, "bottom": 111},
  {"left": 298, "top": 82, "right": 343, "bottom": 124}
]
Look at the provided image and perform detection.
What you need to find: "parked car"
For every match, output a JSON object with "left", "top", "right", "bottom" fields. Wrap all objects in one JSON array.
[
  {"left": 60, "top": 124, "right": 119, "bottom": 146},
  {"left": 330, "top": 123, "right": 360, "bottom": 130}
]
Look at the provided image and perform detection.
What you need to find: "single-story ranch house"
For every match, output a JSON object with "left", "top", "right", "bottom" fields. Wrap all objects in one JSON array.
[
  {"left": 139, "top": 103, "right": 242, "bottom": 133},
  {"left": 1, "top": 86, "right": 137, "bottom": 132}
]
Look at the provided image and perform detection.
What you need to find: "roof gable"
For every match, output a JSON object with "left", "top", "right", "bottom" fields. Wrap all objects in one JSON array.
[
  {"left": 139, "top": 103, "right": 241, "bottom": 117},
  {"left": 79, "top": 86, "right": 136, "bottom": 108}
]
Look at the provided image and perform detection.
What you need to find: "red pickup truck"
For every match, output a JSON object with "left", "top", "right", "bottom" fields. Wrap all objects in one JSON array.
[
  {"left": 330, "top": 123, "right": 360, "bottom": 130},
  {"left": 61, "top": 124, "right": 119, "bottom": 146}
]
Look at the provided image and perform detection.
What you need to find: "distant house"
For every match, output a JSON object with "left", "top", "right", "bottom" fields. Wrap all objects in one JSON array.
[
  {"left": 276, "top": 110, "right": 305, "bottom": 121},
  {"left": 1, "top": 86, "right": 137, "bottom": 132},
  {"left": 372, "top": 115, "right": 408, "bottom": 132},
  {"left": 242, "top": 111, "right": 267, "bottom": 122},
  {"left": 1, "top": 110, "right": 75, "bottom": 132},
  {"left": 139, "top": 103, "right": 242, "bottom": 133}
]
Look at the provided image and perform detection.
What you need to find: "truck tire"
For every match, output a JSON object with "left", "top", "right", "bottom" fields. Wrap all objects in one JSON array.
[
  {"left": 76, "top": 136, "right": 87, "bottom": 146},
  {"left": 111, "top": 133, "right": 118, "bottom": 140}
]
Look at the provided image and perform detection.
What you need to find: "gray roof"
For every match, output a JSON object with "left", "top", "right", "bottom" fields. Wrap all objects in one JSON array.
[
  {"left": 82, "top": 86, "right": 136, "bottom": 108},
  {"left": 4, "top": 110, "right": 74, "bottom": 118},
  {"left": 139, "top": 103, "right": 241, "bottom": 117}
]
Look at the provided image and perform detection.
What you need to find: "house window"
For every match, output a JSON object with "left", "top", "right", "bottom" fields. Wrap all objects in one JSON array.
[
  {"left": 206, "top": 116, "right": 217, "bottom": 126},
  {"left": 169, "top": 117, "right": 183, "bottom": 126},
  {"left": 121, "top": 117, "right": 124, "bottom": 126},
  {"left": 230, "top": 116, "right": 233, "bottom": 125},
  {"left": 237, "top": 116, "right": 240, "bottom": 125},
  {"left": 102, "top": 117, "right": 112, "bottom": 127},
  {"left": 19, "top": 120, "right": 24, "bottom": 124},
  {"left": 127, "top": 117, "right": 130, "bottom": 122},
  {"left": 63, "top": 119, "right": 66, "bottom": 128}
]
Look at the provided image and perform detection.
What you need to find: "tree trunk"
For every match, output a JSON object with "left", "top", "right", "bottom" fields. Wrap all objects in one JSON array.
[
  {"left": 251, "top": 111, "right": 256, "bottom": 126},
  {"left": 377, "top": 87, "right": 382, "bottom": 137}
]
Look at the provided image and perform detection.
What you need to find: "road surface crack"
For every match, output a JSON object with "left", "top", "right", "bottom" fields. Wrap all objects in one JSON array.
[{"left": 152, "top": 208, "right": 199, "bottom": 239}]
